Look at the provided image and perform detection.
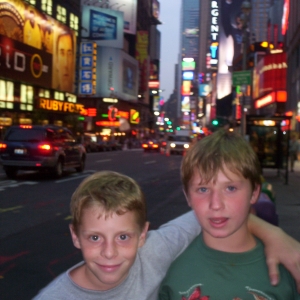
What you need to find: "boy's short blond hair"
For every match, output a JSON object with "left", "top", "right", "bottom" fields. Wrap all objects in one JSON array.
[
  {"left": 70, "top": 171, "right": 147, "bottom": 233},
  {"left": 181, "top": 129, "right": 262, "bottom": 193}
]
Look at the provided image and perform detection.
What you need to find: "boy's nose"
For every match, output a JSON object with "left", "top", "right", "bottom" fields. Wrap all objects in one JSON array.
[
  {"left": 101, "top": 241, "right": 118, "bottom": 259},
  {"left": 209, "top": 191, "right": 224, "bottom": 210}
]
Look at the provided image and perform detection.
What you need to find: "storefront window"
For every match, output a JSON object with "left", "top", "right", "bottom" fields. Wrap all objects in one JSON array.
[
  {"left": 54, "top": 91, "right": 64, "bottom": 101},
  {"left": 39, "top": 89, "right": 50, "bottom": 98},
  {"left": 56, "top": 5, "right": 67, "bottom": 24},
  {"left": 20, "top": 84, "right": 34, "bottom": 111},
  {"left": 66, "top": 93, "right": 76, "bottom": 103},
  {"left": 41, "top": 0, "right": 52, "bottom": 16},
  {"left": 70, "top": 13, "right": 79, "bottom": 36},
  {"left": 25, "top": 0, "right": 36, "bottom": 5},
  {"left": 0, "top": 80, "right": 14, "bottom": 109}
]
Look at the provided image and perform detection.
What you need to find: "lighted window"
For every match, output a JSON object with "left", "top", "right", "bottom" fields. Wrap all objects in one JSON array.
[
  {"left": 39, "top": 89, "right": 50, "bottom": 98},
  {"left": 25, "top": 0, "right": 36, "bottom": 5},
  {"left": 20, "top": 85, "right": 34, "bottom": 111},
  {"left": 65, "top": 93, "right": 77, "bottom": 103},
  {"left": 54, "top": 91, "right": 64, "bottom": 101},
  {"left": 57, "top": 5, "right": 67, "bottom": 24},
  {"left": 0, "top": 80, "right": 14, "bottom": 109},
  {"left": 41, "top": 0, "right": 52, "bottom": 15},
  {"left": 70, "top": 13, "right": 79, "bottom": 36}
]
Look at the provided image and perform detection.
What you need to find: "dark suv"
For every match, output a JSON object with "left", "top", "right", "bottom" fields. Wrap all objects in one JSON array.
[{"left": 0, "top": 125, "right": 86, "bottom": 178}]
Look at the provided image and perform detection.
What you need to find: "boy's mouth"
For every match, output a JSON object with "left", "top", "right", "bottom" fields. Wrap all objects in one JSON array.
[
  {"left": 209, "top": 217, "right": 228, "bottom": 227},
  {"left": 97, "top": 263, "right": 122, "bottom": 272}
]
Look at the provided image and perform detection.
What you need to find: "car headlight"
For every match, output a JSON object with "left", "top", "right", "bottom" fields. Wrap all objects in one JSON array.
[
  {"left": 170, "top": 143, "right": 176, "bottom": 148},
  {"left": 184, "top": 144, "right": 189, "bottom": 149}
]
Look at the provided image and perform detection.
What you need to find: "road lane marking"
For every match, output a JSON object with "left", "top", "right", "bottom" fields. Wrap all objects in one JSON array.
[
  {"left": 0, "top": 181, "right": 38, "bottom": 191},
  {"left": 0, "top": 205, "right": 23, "bottom": 213},
  {"left": 144, "top": 161, "right": 156, "bottom": 164},
  {"left": 96, "top": 159, "right": 112, "bottom": 163}
]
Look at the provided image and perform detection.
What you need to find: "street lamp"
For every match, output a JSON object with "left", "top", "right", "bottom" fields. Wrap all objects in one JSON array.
[{"left": 240, "top": 0, "right": 252, "bottom": 136}]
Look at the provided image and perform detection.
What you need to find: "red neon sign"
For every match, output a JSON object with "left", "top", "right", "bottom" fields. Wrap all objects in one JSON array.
[{"left": 255, "top": 90, "right": 286, "bottom": 109}]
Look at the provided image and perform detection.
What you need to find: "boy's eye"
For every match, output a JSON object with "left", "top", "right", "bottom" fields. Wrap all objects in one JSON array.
[
  {"left": 198, "top": 187, "right": 208, "bottom": 193},
  {"left": 227, "top": 186, "right": 236, "bottom": 192},
  {"left": 119, "top": 234, "right": 128, "bottom": 241},
  {"left": 90, "top": 235, "right": 99, "bottom": 241}
]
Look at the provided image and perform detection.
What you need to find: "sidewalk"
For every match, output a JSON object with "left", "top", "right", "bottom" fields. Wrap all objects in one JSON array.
[{"left": 263, "top": 161, "right": 300, "bottom": 242}]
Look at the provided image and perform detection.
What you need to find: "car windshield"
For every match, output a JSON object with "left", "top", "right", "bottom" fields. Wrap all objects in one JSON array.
[
  {"left": 168, "top": 136, "right": 191, "bottom": 142},
  {"left": 5, "top": 129, "right": 47, "bottom": 142}
]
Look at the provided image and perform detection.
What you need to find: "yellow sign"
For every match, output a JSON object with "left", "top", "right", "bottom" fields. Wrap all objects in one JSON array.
[{"left": 38, "top": 98, "right": 85, "bottom": 114}]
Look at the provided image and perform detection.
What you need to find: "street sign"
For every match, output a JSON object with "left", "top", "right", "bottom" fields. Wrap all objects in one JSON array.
[{"left": 232, "top": 70, "right": 252, "bottom": 86}]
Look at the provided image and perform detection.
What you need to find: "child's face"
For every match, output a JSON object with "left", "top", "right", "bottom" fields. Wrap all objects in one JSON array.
[
  {"left": 69, "top": 206, "right": 149, "bottom": 291},
  {"left": 186, "top": 165, "right": 260, "bottom": 252}
]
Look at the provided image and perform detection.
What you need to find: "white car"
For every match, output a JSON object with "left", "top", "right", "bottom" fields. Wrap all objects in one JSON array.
[{"left": 165, "top": 135, "right": 192, "bottom": 155}]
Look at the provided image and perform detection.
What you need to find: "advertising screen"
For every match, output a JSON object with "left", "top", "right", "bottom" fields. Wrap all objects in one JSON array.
[
  {"left": 96, "top": 46, "right": 138, "bottom": 100},
  {"left": 182, "top": 61, "right": 196, "bottom": 71},
  {"left": 0, "top": 0, "right": 77, "bottom": 93},
  {"left": 253, "top": 52, "right": 287, "bottom": 99},
  {"left": 81, "top": 0, "right": 137, "bottom": 35},
  {"left": 122, "top": 59, "right": 138, "bottom": 97},
  {"left": 82, "top": 6, "right": 123, "bottom": 48},
  {"left": 217, "top": 0, "right": 246, "bottom": 99},
  {"left": 182, "top": 71, "right": 194, "bottom": 80}
]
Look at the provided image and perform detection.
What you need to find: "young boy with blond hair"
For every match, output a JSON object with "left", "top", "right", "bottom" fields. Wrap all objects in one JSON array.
[
  {"left": 33, "top": 170, "right": 300, "bottom": 300},
  {"left": 159, "top": 129, "right": 300, "bottom": 299}
]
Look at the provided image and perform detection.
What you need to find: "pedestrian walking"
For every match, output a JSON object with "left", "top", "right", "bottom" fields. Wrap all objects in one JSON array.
[{"left": 289, "top": 134, "right": 299, "bottom": 172}]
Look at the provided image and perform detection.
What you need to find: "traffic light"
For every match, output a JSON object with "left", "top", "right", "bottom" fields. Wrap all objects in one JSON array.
[{"left": 212, "top": 119, "right": 219, "bottom": 126}]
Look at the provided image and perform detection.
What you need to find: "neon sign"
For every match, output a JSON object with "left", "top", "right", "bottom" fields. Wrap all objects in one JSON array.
[
  {"left": 39, "top": 99, "right": 85, "bottom": 114},
  {"left": 210, "top": 1, "right": 219, "bottom": 66}
]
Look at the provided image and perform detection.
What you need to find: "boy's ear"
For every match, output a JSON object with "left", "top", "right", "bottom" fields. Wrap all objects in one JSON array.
[
  {"left": 183, "top": 189, "right": 192, "bottom": 207},
  {"left": 138, "top": 222, "right": 150, "bottom": 248},
  {"left": 250, "top": 184, "right": 261, "bottom": 205},
  {"left": 69, "top": 224, "right": 81, "bottom": 249}
]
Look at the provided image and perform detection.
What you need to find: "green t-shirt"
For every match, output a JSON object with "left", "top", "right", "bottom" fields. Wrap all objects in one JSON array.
[{"left": 159, "top": 233, "right": 299, "bottom": 300}]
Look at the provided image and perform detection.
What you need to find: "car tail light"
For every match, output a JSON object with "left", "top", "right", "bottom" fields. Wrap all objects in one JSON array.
[
  {"left": 0, "top": 143, "right": 7, "bottom": 152},
  {"left": 20, "top": 125, "right": 32, "bottom": 129},
  {"left": 153, "top": 144, "right": 158, "bottom": 148},
  {"left": 161, "top": 141, "right": 166, "bottom": 146},
  {"left": 38, "top": 143, "right": 52, "bottom": 151},
  {"left": 142, "top": 144, "right": 148, "bottom": 148}
]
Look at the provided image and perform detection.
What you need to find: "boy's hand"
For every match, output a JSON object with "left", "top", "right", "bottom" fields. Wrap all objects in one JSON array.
[
  {"left": 264, "top": 228, "right": 300, "bottom": 293},
  {"left": 248, "top": 214, "right": 300, "bottom": 293}
]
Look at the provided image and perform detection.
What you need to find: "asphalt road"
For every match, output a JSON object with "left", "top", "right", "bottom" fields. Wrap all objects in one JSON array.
[{"left": 0, "top": 149, "right": 189, "bottom": 300}]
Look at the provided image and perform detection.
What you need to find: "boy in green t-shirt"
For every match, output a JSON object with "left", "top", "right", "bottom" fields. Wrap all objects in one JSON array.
[{"left": 159, "top": 129, "right": 300, "bottom": 299}]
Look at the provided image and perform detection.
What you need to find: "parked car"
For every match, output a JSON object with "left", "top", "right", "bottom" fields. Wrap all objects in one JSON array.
[
  {"left": 97, "top": 140, "right": 110, "bottom": 152},
  {"left": 106, "top": 140, "right": 123, "bottom": 151},
  {"left": 0, "top": 125, "right": 86, "bottom": 178},
  {"left": 165, "top": 135, "right": 192, "bottom": 155},
  {"left": 82, "top": 133, "right": 99, "bottom": 153},
  {"left": 142, "top": 139, "right": 160, "bottom": 152}
]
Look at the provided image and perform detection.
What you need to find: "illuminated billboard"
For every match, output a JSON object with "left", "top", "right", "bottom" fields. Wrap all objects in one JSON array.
[
  {"left": 253, "top": 52, "right": 287, "bottom": 99},
  {"left": 217, "top": 0, "right": 246, "bottom": 99},
  {"left": 81, "top": 6, "right": 124, "bottom": 49},
  {"left": 182, "top": 61, "right": 196, "bottom": 71},
  {"left": 182, "top": 71, "right": 194, "bottom": 80},
  {"left": 80, "top": 0, "right": 137, "bottom": 35},
  {"left": 181, "top": 81, "right": 192, "bottom": 96},
  {"left": 0, "top": 0, "right": 77, "bottom": 93},
  {"left": 181, "top": 96, "right": 190, "bottom": 112},
  {"left": 96, "top": 46, "right": 138, "bottom": 100},
  {"left": 135, "top": 31, "right": 149, "bottom": 93}
]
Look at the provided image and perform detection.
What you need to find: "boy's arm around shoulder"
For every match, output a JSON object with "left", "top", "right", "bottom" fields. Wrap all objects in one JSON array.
[
  {"left": 249, "top": 214, "right": 300, "bottom": 293},
  {"left": 151, "top": 210, "right": 201, "bottom": 259}
]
